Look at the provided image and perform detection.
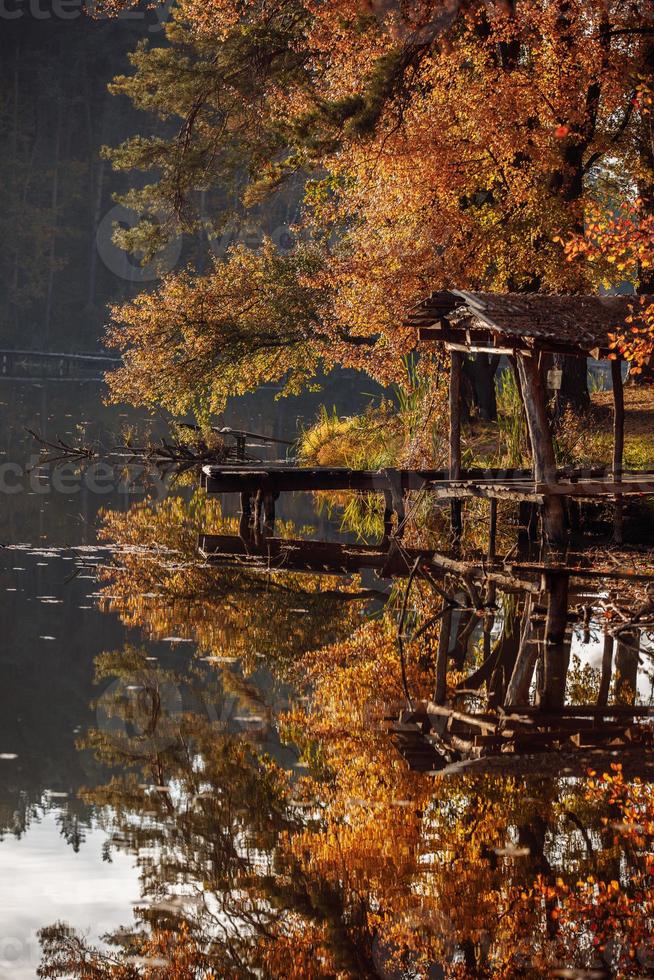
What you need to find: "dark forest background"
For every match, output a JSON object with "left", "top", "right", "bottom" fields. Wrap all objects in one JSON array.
[
  {"left": 0, "top": 4, "right": 303, "bottom": 353},
  {"left": 0, "top": 8, "right": 152, "bottom": 350}
]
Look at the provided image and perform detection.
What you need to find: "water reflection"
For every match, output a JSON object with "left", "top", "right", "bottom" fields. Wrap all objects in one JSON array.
[
  {"left": 96, "top": 491, "right": 376, "bottom": 676},
  {"left": 0, "top": 376, "right": 377, "bottom": 972},
  {"left": 37, "top": 650, "right": 654, "bottom": 977},
  {"left": 33, "top": 488, "right": 654, "bottom": 977},
  {"left": 4, "top": 381, "right": 654, "bottom": 977}
]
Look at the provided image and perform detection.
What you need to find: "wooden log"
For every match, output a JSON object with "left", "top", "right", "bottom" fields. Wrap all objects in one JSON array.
[
  {"left": 611, "top": 358, "right": 625, "bottom": 544},
  {"left": 449, "top": 351, "right": 463, "bottom": 540},
  {"left": 488, "top": 614, "right": 522, "bottom": 709},
  {"left": 483, "top": 499, "right": 498, "bottom": 663},
  {"left": 530, "top": 477, "right": 654, "bottom": 497},
  {"left": 382, "top": 489, "right": 394, "bottom": 541},
  {"left": 515, "top": 351, "right": 566, "bottom": 545}
]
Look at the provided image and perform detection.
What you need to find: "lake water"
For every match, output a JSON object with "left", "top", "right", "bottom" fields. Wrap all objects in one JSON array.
[
  {"left": 0, "top": 377, "right": 374, "bottom": 978},
  {"left": 2, "top": 378, "right": 654, "bottom": 979}
]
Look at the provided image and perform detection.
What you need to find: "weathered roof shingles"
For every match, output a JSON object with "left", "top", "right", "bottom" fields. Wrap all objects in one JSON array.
[{"left": 408, "top": 290, "right": 649, "bottom": 355}]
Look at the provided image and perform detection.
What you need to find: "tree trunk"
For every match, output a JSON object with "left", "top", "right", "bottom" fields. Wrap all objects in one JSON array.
[
  {"left": 515, "top": 352, "right": 566, "bottom": 546},
  {"left": 553, "top": 353, "right": 590, "bottom": 417},
  {"left": 464, "top": 353, "right": 501, "bottom": 421}
]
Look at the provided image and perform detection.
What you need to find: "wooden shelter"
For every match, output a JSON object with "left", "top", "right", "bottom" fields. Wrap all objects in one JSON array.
[{"left": 407, "top": 290, "right": 650, "bottom": 544}]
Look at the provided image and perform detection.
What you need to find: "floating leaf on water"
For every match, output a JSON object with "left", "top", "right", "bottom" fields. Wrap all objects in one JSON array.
[{"left": 39, "top": 636, "right": 56, "bottom": 641}]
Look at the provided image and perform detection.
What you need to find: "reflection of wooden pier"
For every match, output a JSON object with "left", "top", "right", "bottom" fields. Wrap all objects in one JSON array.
[
  {"left": 198, "top": 532, "right": 542, "bottom": 592},
  {"left": 389, "top": 700, "right": 654, "bottom": 775}
]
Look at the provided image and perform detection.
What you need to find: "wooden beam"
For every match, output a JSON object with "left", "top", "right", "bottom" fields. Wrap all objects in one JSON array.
[{"left": 611, "top": 358, "right": 625, "bottom": 544}]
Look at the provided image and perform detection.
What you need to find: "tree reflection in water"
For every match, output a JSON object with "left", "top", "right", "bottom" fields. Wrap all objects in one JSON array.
[{"left": 37, "top": 495, "right": 654, "bottom": 978}]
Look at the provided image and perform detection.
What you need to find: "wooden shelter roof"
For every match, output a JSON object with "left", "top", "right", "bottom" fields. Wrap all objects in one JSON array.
[{"left": 408, "top": 290, "right": 650, "bottom": 357}]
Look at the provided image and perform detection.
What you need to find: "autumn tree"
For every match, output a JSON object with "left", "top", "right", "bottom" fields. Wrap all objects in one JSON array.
[{"left": 97, "top": 0, "right": 654, "bottom": 415}]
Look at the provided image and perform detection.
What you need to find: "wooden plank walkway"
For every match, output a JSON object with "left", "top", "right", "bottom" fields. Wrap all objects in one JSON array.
[{"left": 201, "top": 464, "right": 654, "bottom": 501}]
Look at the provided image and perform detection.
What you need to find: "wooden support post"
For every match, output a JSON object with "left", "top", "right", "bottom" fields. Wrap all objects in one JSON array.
[
  {"left": 515, "top": 352, "right": 566, "bottom": 547},
  {"left": 239, "top": 491, "right": 253, "bottom": 543},
  {"left": 263, "top": 492, "right": 277, "bottom": 535},
  {"left": 540, "top": 571, "right": 570, "bottom": 711},
  {"left": 449, "top": 351, "right": 463, "bottom": 541},
  {"left": 611, "top": 358, "right": 625, "bottom": 544}
]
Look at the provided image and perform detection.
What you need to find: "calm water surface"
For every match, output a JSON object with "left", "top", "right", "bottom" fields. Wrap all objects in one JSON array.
[
  {"left": 2, "top": 379, "right": 653, "bottom": 980},
  {"left": 0, "top": 378, "right": 369, "bottom": 978}
]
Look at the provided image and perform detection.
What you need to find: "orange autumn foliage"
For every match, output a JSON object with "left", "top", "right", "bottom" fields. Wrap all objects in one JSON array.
[{"left": 100, "top": 1, "right": 654, "bottom": 408}]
